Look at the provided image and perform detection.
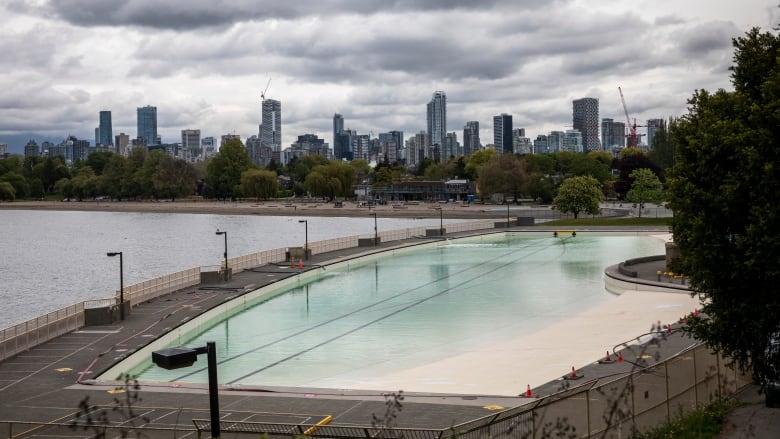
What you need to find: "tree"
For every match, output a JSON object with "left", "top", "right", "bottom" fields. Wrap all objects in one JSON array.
[
  {"left": 667, "top": 28, "right": 780, "bottom": 388},
  {"left": 205, "top": 138, "right": 254, "bottom": 200},
  {"left": 552, "top": 175, "right": 603, "bottom": 219},
  {"left": 625, "top": 168, "right": 664, "bottom": 217},
  {"left": 476, "top": 154, "right": 530, "bottom": 202},
  {"left": 648, "top": 117, "right": 678, "bottom": 171},
  {"left": 464, "top": 149, "right": 497, "bottom": 179},
  {"left": 241, "top": 169, "right": 278, "bottom": 200},
  {"left": 614, "top": 150, "right": 663, "bottom": 199},
  {"left": 0, "top": 181, "right": 15, "bottom": 201}
]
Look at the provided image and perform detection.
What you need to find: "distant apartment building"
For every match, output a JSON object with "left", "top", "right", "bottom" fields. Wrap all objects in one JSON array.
[
  {"left": 260, "top": 99, "right": 282, "bottom": 151},
  {"left": 601, "top": 118, "right": 626, "bottom": 150},
  {"left": 137, "top": 105, "right": 158, "bottom": 146},
  {"left": 463, "top": 121, "right": 480, "bottom": 156},
  {"left": 534, "top": 135, "right": 550, "bottom": 154},
  {"left": 646, "top": 118, "right": 664, "bottom": 148},
  {"left": 202, "top": 137, "right": 216, "bottom": 159},
  {"left": 220, "top": 134, "right": 242, "bottom": 148},
  {"left": 291, "top": 134, "right": 330, "bottom": 159},
  {"left": 572, "top": 97, "right": 600, "bottom": 150},
  {"left": 413, "top": 131, "right": 430, "bottom": 165},
  {"left": 0, "top": 142, "right": 7, "bottom": 157},
  {"left": 115, "top": 133, "right": 130, "bottom": 156},
  {"left": 352, "top": 134, "right": 370, "bottom": 162},
  {"left": 378, "top": 131, "right": 403, "bottom": 164},
  {"left": 24, "top": 139, "right": 39, "bottom": 157},
  {"left": 493, "top": 113, "right": 513, "bottom": 154},
  {"left": 442, "top": 132, "right": 460, "bottom": 160},
  {"left": 426, "top": 91, "right": 446, "bottom": 147},
  {"left": 181, "top": 129, "right": 201, "bottom": 162},
  {"left": 513, "top": 128, "right": 532, "bottom": 155},
  {"left": 563, "top": 129, "right": 584, "bottom": 153}
]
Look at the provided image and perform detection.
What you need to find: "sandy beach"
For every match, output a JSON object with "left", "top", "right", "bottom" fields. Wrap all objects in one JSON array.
[{"left": 0, "top": 199, "right": 528, "bottom": 219}]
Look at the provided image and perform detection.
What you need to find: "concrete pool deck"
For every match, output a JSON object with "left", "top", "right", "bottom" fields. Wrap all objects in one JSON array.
[{"left": 0, "top": 226, "right": 740, "bottom": 437}]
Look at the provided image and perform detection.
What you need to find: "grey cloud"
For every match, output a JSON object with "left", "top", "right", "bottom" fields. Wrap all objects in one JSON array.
[
  {"left": 675, "top": 21, "right": 740, "bottom": 57},
  {"left": 23, "top": 0, "right": 553, "bottom": 30}
]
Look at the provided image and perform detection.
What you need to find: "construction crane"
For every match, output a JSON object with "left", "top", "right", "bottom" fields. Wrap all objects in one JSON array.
[
  {"left": 261, "top": 78, "right": 272, "bottom": 101},
  {"left": 617, "top": 86, "right": 645, "bottom": 148}
]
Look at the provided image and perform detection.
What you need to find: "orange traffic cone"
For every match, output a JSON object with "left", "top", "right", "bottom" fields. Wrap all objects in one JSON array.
[
  {"left": 598, "top": 351, "right": 615, "bottom": 364},
  {"left": 525, "top": 385, "right": 533, "bottom": 397},
  {"left": 618, "top": 352, "right": 624, "bottom": 362},
  {"left": 299, "top": 259, "right": 304, "bottom": 269}
]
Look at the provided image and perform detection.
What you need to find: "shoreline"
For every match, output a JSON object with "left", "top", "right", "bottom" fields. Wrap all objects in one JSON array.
[{"left": 0, "top": 199, "right": 566, "bottom": 219}]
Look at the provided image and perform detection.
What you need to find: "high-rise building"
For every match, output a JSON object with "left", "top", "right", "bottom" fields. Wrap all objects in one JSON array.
[
  {"left": 442, "top": 132, "right": 460, "bottom": 160},
  {"left": 24, "top": 139, "right": 39, "bottom": 157},
  {"left": 646, "top": 118, "right": 664, "bottom": 148},
  {"left": 513, "top": 128, "right": 531, "bottom": 155},
  {"left": 202, "top": 137, "right": 216, "bottom": 159},
  {"left": 260, "top": 99, "right": 282, "bottom": 151},
  {"left": 426, "top": 91, "right": 446, "bottom": 147},
  {"left": 333, "top": 114, "right": 350, "bottom": 160},
  {"left": 533, "top": 135, "right": 549, "bottom": 154},
  {"left": 333, "top": 113, "right": 344, "bottom": 146},
  {"left": 137, "top": 105, "right": 158, "bottom": 146},
  {"left": 378, "top": 131, "right": 403, "bottom": 164},
  {"left": 463, "top": 121, "right": 480, "bottom": 156},
  {"left": 563, "top": 129, "right": 584, "bottom": 153},
  {"left": 0, "top": 142, "right": 8, "bottom": 157},
  {"left": 181, "top": 129, "right": 201, "bottom": 162},
  {"left": 601, "top": 118, "right": 626, "bottom": 150},
  {"left": 572, "top": 97, "right": 600, "bottom": 150},
  {"left": 114, "top": 133, "right": 129, "bottom": 156},
  {"left": 493, "top": 113, "right": 513, "bottom": 154},
  {"left": 98, "top": 111, "right": 113, "bottom": 146}
]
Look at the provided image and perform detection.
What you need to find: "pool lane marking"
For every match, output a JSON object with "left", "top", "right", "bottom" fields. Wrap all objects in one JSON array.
[
  {"left": 169, "top": 238, "right": 553, "bottom": 382},
  {"left": 225, "top": 237, "right": 568, "bottom": 383}
]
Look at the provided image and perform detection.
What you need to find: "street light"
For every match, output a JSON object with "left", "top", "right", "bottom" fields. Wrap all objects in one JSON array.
[
  {"left": 215, "top": 230, "right": 227, "bottom": 280},
  {"left": 152, "top": 342, "right": 220, "bottom": 439},
  {"left": 106, "top": 251, "right": 124, "bottom": 321},
  {"left": 506, "top": 204, "right": 511, "bottom": 228},
  {"left": 369, "top": 212, "right": 378, "bottom": 246},
  {"left": 436, "top": 206, "right": 444, "bottom": 236},
  {"left": 298, "top": 219, "right": 308, "bottom": 260}
]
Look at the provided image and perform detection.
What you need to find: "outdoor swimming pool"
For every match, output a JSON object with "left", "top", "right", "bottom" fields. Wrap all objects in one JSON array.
[{"left": 130, "top": 232, "right": 665, "bottom": 390}]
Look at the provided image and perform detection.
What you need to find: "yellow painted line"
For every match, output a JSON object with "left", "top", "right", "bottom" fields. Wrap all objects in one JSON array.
[
  {"left": 483, "top": 405, "right": 504, "bottom": 410},
  {"left": 639, "top": 354, "right": 653, "bottom": 359},
  {"left": 304, "top": 415, "right": 332, "bottom": 435},
  {"left": 107, "top": 389, "right": 126, "bottom": 394},
  {"left": 55, "top": 367, "right": 73, "bottom": 372}
]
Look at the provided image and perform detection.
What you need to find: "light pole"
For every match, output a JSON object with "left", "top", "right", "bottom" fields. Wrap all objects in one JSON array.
[
  {"left": 298, "top": 219, "right": 308, "bottom": 260},
  {"left": 369, "top": 212, "right": 378, "bottom": 246},
  {"left": 215, "top": 230, "right": 227, "bottom": 279},
  {"left": 152, "top": 342, "right": 220, "bottom": 439},
  {"left": 106, "top": 251, "right": 124, "bottom": 320},
  {"left": 506, "top": 203, "right": 511, "bottom": 228},
  {"left": 436, "top": 206, "right": 444, "bottom": 236}
]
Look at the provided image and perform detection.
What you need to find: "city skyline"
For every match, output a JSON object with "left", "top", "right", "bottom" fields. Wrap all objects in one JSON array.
[{"left": 1, "top": 1, "right": 777, "bottom": 152}]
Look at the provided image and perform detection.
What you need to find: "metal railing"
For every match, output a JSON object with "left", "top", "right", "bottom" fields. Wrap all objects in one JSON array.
[{"left": 0, "top": 303, "right": 86, "bottom": 362}]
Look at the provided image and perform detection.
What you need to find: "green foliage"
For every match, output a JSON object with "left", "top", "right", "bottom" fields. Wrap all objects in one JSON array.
[
  {"left": 524, "top": 154, "right": 555, "bottom": 175},
  {"left": 464, "top": 149, "right": 498, "bottom": 178},
  {"left": 552, "top": 175, "right": 603, "bottom": 219},
  {"left": 476, "top": 154, "right": 530, "bottom": 201},
  {"left": 0, "top": 171, "right": 29, "bottom": 199},
  {"left": 303, "top": 161, "right": 355, "bottom": 200},
  {"left": 0, "top": 181, "right": 15, "bottom": 201},
  {"left": 372, "top": 162, "right": 405, "bottom": 185},
  {"left": 632, "top": 399, "right": 739, "bottom": 439},
  {"left": 206, "top": 138, "right": 254, "bottom": 200},
  {"left": 242, "top": 168, "right": 278, "bottom": 200},
  {"left": 626, "top": 168, "right": 665, "bottom": 217},
  {"left": 614, "top": 151, "right": 664, "bottom": 199},
  {"left": 648, "top": 118, "right": 678, "bottom": 171},
  {"left": 668, "top": 28, "right": 780, "bottom": 387},
  {"left": 527, "top": 173, "right": 555, "bottom": 203}
]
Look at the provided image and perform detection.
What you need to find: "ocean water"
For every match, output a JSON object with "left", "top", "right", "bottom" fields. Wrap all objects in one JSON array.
[{"left": 0, "top": 210, "right": 454, "bottom": 328}]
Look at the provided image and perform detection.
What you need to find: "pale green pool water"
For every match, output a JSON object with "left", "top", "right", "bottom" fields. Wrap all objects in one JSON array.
[{"left": 133, "top": 233, "right": 663, "bottom": 388}]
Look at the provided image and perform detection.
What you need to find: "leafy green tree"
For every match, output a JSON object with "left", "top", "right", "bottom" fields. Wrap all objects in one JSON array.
[
  {"left": 0, "top": 171, "right": 29, "bottom": 199},
  {"left": 241, "top": 169, "right": 278, "bottom": 200},
  {"left": 524, "top": 154, "right": 555, "bottom": 175},
  {"left": 552, "top": 175, "right": 603, "bottom": 219},
  {"left": 625, "top": 168, "right": 664, "bottom": 217},
  {"left": 84, "top": 151, "right": 114, "bottom": 175},
  {"left": 372, "top": 162, "right": 405, "bottom": 186},
  {"left": 0, "top": 181, "right": 15, "bottom": 201},
  {"left": 205, "top": 139, "right": 254, "bottom": 200},
  {"left": 614, "top": 150, "right": 663, "bottom": 199},
  {"left": 39, "top": 156, "right": 70, "bottom": 193},
  {"left": 54, "top": 178, "right": 73, "bottom": 200},
  {"left": 476, "top": 154, "right": 530, "bottom": 202},
  {"left": 99, "top": 154, "right": 128, "bottom": 199},
  {"left": 151, "top": 153, "right": 197, "bottom": 200},
  {"left": 527, "top": 174, "right": 555, "bottom": 203},
  {"left": 668, "top": 28, "right": 780, "bottom": 387},
  {"left": 464, "top": 149, "right": 497, "bottom": 179},
  {"left": 71, "top": 166, "right": 98, "bottom": 201},
  {"left": 648, "top": 117, "right": 678, "bottom": 171},
  {"left": 350, "top": 159, "right": 371, "bottom": 184}
]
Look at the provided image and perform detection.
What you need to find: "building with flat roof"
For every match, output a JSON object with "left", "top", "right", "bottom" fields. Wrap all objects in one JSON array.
[{"left": 573, "top": 97, "right": 600, "bottom": 151}]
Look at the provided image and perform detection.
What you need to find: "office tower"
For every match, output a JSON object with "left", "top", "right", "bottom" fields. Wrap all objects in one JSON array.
[
  {"left": 137, "top": 105, "right": 158, "bottom": 146},
  {"left": 260, "top": 99, "right": 282, "bottom": 151},
  {"left": 646, "top": 118, "right": 664, "bottom": 148},
  {"left": 572, "top": 97, "right": 600, "bottom": 150},
  {"left": 333, "top": 113, "right": 350, "bottom": 160},
  {"left": 202, "top": 137, "right": 216, "bottom": 159},
  {"left": 463, "top": 121, "right": 480, "bottom": 156},
  {"left": 513, "top": 128, "right": 531, "bottom": 155},
  {"left": 426, "top": 91, "right": 446, "bottom": 147},
  {"left": 493, "top": 113, "right": 513, "bottom": 154},
  {"left": 98, "top": 111, "right": 113, "bottom": 146},
  {"left": 534, "top": 135, "right": 549, "bottom": 154},
  {"left": 181, "top": 129, "right": 201, "bottom": 162},
  {"left": 563, "top": 129, "right": 584, "bottom": 152},
  {"left": 378, "top": 131, "right": 403, "bottom": 164},
  {"left": 601, "top": 118, "right": 626, "bottom": 150},
  {"left": 0, "top": 143, "right": 7, "bottom": 157}
]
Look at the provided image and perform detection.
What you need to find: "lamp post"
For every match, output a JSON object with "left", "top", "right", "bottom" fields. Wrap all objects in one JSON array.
[
  {"left": 506, "top": 203, "right": 511, "bottom": 228},
  {"left": 436, "top": 206, "right": 444, "bottom": 236},
  {"left": 298, "top": 219, "right": 308, "bottom": 260},
  {"left": 106, "top": 251, "right": 124, "bottom": 320},
  {"left": 215, "top": 230, "right": 227, "bottom": 279},
  {"left": 152, "top": 342, "right": 220, "bottom": 438},
  {"left": 369, "top": 212, "right": 378, "bottom": 246}
]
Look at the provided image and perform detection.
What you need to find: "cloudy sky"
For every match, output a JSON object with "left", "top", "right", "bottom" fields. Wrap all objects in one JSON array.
[{"left": 2, "top": 0, "right": 778, "bottom": 151}]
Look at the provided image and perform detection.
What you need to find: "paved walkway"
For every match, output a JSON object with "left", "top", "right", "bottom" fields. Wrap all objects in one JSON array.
[{"left": 0, "top": 226, "right": 775, "bottom": 438}]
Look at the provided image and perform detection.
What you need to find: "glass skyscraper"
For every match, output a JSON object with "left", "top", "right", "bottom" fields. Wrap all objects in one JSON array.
[
  {"left": 493, "top": 113, "right": 513, "bottom": 154},
  {"left": 572, "top": 97, "right": 600, "bottom": 151},
  {"left": 260, "top": 99, "right": 282, "bottom": 151},
  {"left": 98, "top": 111, "right": 112, "bottom": 146},
  {"left": 137, "top": 105, "right": 158, "bottom": 146},
  {"left": 426, "top": 91, "right": 446, "bottom": 147}
]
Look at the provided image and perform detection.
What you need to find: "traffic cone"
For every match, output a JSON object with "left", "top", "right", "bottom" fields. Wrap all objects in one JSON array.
[
  {"left": 666, "top": 324, "right": 672, "bottom": 334},
  {"left": 565, "top": 366, "right": 583, "bottom": 380},
  {"left": 617, "top": 352, "right": 624, "bottom": 362},
  {"left": 299, "top": 259, "right": 304, "bottom": 269},
  {"left": 525, "top": 385, "right": 533, "bottom": 397},
  {"left": 693, "top": 309, "right": 699, "bottom": 318},
  {"left": 598, "top": 351, "right": 615, "bottom": 364}
]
